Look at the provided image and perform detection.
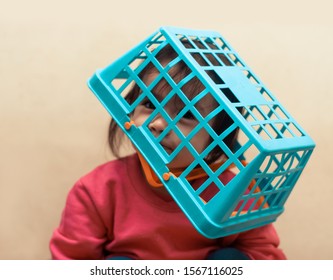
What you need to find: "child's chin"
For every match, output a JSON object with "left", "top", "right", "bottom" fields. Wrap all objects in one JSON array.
[{"left": 167, "top": 161, "right": 190, "bottom": 170}]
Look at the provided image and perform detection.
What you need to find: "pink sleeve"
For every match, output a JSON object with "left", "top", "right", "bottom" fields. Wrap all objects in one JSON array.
[
  {"left": 233, "top": 224, "right": 287, "bottom": 260},
  {"left": 49, "top": 180, "right": 108, "bottom": 260}
]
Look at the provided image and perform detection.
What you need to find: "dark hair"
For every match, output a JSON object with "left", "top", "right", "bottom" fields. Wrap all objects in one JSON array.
[{"left": 108, "top": 42, "right": 240, "bottom": 164}]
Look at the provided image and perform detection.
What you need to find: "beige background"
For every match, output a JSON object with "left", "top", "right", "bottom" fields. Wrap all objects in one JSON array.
[{"left": 1, "top": 0, "right": 332, "bottom": 259}]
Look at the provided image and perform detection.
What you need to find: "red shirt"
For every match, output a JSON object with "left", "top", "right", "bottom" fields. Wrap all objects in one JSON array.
[{"left": 50, "top": 153, "right": 286, "bottom": 260}]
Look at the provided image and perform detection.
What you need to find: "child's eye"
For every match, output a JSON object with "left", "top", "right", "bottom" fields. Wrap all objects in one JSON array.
[
  {"left": 182, "top": 110, "right": 195, "bottom": 120},
  {"left": 141, "top": 100, "right": 155, "bottom": 110}
]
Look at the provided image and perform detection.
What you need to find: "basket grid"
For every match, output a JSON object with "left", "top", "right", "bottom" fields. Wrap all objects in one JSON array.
[
  {"left": 110, "top": 31, "right": 297, "bottom": 191},
  {"left": 112, "top": 31, "right": 305, "bottom": 146},
  {"left": 224, "top": 148, "right": 313, "bottom": 219}
]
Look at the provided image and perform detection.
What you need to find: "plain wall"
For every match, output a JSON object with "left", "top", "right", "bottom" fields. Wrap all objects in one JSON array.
[{"left": 1, "top": 0, "right": 332, "bottom": 259}]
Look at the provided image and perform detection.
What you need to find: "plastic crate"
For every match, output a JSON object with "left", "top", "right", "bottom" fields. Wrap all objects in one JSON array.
[{"left": 87, "top": 26, "right": 315, "bottom": 238}]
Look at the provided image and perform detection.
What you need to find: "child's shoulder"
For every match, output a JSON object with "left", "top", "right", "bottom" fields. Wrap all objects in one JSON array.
[
  {"left": 78, "top": 153, "right": 139, "bottom": 187},
  {"left": 63, "top": 153, "right": 141, "bottom": 212}
]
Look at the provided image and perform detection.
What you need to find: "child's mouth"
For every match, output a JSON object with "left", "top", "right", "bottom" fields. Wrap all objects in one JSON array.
[{"left": 161, "top": 144, "right": 173, "bottom": 154}]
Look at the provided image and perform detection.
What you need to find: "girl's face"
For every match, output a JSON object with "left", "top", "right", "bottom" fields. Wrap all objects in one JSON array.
[{"left": 132, "top": 72, "right": 218, "bottom": 169}]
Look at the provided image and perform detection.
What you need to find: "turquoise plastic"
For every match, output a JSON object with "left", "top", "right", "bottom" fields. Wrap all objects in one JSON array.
[{"left": 87, "top": 26, "right": 315, "bottom": 238}]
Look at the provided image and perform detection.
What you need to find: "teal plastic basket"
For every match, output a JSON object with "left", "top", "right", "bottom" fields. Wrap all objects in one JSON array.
[{"left": 88, "top": 26, "right": 315, "bottom": 238}]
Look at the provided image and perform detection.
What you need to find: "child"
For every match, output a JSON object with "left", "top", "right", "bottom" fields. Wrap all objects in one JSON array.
[{"left": 50, "top": 42, "right": 286, "bottom": 260}]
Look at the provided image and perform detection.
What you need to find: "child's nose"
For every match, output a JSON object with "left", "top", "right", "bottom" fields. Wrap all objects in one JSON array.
[{"left": 148, "top": 114, "right": 168, "bottom": 137}]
